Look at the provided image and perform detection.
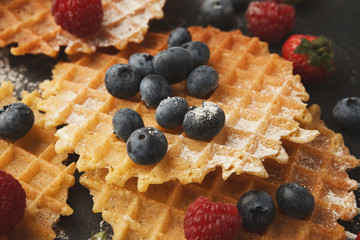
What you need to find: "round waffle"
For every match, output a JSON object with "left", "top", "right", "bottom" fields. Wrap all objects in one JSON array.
[{"left": 38, "top": 26, "right": 319, "bottom": 191}]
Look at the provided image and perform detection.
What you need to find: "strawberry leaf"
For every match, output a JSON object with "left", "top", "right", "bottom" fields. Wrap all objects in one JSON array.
[{"left": 294, "top": 35, "right": 335, "bottom": 73}]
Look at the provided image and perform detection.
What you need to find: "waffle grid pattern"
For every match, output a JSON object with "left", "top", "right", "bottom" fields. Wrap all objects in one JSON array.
[
  {"left": 0, "top": 81, "right": 76, "bottom": 240},
  {"left": 80, "top": 104, "right": 359, "bottom": 240},
  {"left": 0, "top": 0, "right": 166, "bottom": 57},
  {"left": 38, "top": 26, "right": 318, "bottom": 192}
]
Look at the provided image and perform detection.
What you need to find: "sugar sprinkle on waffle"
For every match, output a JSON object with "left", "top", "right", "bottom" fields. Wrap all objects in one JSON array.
[
  {"left": 80, "top": 104, "right": 360, "bottom": 240},
  {"left": 0, "top": 81, "right": 75, "bottom": 240},
  {"left": 38, "top": 26, "right": 319, "bottom": 191},
  {"left": 0, "top": 0, "right": 166, "bottom": 57}
]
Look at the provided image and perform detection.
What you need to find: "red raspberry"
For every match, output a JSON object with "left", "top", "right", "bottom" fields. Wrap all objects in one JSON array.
[
  {"left": 245, "top": 1, "right": 295, "bottom": 43},
  {"left": 184, "top": 196, "right": 242, "bottom": 240},
  {"left": 51, "top": 0, "right": 104, "bottom": 38},
  {"left": 0, "top": 169, "right": 26, "bottom": 234}
]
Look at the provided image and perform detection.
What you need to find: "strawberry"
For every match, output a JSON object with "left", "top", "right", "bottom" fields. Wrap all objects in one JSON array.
[
  {"left": 0, "top": 169, "right": 26, "bottom": 234},
  {"left": 245, "top": 1, "right": 295, "bottom": 43},
  {"left": 282, "top": 34, "right": 335, "bottom": 84},
  {"left": 356, "top": 232, "right": 360, "bottom": 240},
  {"left": 51, "top": 0, "right": 104, "bottom": 38},
  {"left": 184, "top": 196, "right": 242, "bottom": 240}
]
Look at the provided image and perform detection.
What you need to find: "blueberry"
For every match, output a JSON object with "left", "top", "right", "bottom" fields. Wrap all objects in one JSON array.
[
  {"left": 140, "top": 74, "right": 173, "bottom": 108},
  {"left": 0, "top": 102, "right": 34, "bottom": 141},
  {"left": 105, "top": 64, "right": 141, "bottom": 99},
  {"left": 112, "top": 108, "right": 144, "bottom": 142},
  {"left": 128, "top": 53, "right": 154, "bottom": 79},
  {"left": 181, "top": 41, "right": 210, "bottom": 67},
  {"left": 332, "top": 97, "right": 360, "bottom": 131},
  {"left": 187, "top": 65, "right": 218, "bottom": 98},
  {"left": 183, "top": 102, "right": 225, "bottom": 140},
  {"left": 200, "top": 0, "right": 234, "bottom": 29},
  {"left": 236, "top": 190, "right": 276, "bottom": 233},
  {"left": 168, "top": 27, "right": 192, "bottom": 47},
  {"left": 276, "top": 182, "right": 315, "bottom": 219},
  {"left": 126, "top": 127, "right": 168, "bottom": 165},
  {"left": 153, "top": 47, "right": 194, "bottom": 84},
  {"left": 155, "top": 97, "right": 189, "bottom": 129}
]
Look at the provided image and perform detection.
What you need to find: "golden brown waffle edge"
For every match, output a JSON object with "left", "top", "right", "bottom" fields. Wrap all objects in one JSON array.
[
  {"left": 80, "top": 104, "right": 360, "bottom": 240},
  {"left": 37, "top": 26, "right": 319, "bottom": 192},
  {"left": 0, "top": 81, "right": 76, "bottom": 240},
  {"left": 0, "top": 0, "right": 166, "bottom": 57}
]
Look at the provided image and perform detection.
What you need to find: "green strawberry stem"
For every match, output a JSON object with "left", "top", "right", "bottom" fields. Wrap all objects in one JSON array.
[
  {"left": 91, "top": 231, "right": 109, "bottom": 240},
  {"left": 294, "top": 35, "right": 335, "bottom": 73}
]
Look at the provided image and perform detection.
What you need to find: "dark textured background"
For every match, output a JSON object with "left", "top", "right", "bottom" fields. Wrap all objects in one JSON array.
[{"left": 4, "top": 0, "right": 359, "bottom": 239}]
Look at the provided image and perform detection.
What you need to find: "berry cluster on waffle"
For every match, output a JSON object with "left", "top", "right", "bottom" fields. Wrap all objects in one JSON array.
[
  {"left": 38, "top": 27, "right": 318, "bottom": 191},
  {"left": 80, "top": 105, "right": 359, "bottom": 240},
  {"left": 0, "top": 0, "right": 166, "bottom": 57},
  {"left": 38, "top": 26, "right": 319, "bottom": 192},
  {"left": 0, "top": 81, "right": 75, "bottom": 240}
]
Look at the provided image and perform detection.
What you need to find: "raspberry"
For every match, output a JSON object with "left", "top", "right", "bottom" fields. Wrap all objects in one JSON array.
[
  {"left": 184, "top": 196, "right": 242, "bottom": 240},
  {"left": 51, "top": 0, "right": 104, "bottom": 38},
  {"left": 245, "top": 1, "right": 295, "bottom": 43},
  {"left": 0, "top": 169, "right": 26, "bottom": 234}
]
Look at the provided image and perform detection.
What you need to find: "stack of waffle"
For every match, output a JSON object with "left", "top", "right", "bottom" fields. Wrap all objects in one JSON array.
[
  {"left": 35, "top": 26, "right": 359, "bottom": 239},
  {"left": 0, "top": 1, "right": 358, "bottom": 238}
]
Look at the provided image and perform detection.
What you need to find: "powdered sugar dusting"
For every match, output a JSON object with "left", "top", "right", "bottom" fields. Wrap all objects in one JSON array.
[
  {"left": 0, "top": 48, "right": 39, "bottom": 98},
  {"left": 67, "top": 111, "right": 87, "bottom": 125},
  {"left": 233, "top": 118, "right": 260, "bottom": 132},
  {"left": 252, "top": 142, "right": 277, "bottom": 158},
  {"left": 225, "top": 134, "right": 248, "bottom": 150},
  {"left": 211, "top": 153, "right": 238, "bottom": 169},
  {"left": 82, "top": 97, "right": 103, "bottom": 110},
  {"left": 243, "top": 160, "right": 263, "bottom": 173},
  {"left": 180, "top": 146, "right": 201, "bottom": 163},
  {"left": 279, "top": 106, "right": 296, "bottom": 118},
  {"left": 192, "top": 102, "right": 221, "bottom": 122},
  {"left": 324, "top": 190, "right": 352, "bottom": 207},
  {"left": 123, "top": 215, "right": 135, "bottom": 222},
  {"left": 265, "top": 125, "right": 291, "bottom": 140}
]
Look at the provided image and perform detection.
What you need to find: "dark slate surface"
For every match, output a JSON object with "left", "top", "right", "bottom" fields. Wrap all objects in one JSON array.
[{"left": 3, "top": 0, "right": 359, "bottom": 239}]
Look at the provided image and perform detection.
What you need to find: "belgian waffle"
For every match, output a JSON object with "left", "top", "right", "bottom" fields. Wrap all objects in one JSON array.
[
  {"left": 38, "top": 26, "right": 319, "bottom": 192},
  {"left": 0, "top": 0, "right": 166, "bottom": 57},
  {"left": 0, "top": 81, "right": 75, "bottom": 240},
  {"left": 80, "top": 104, "right": 360, "bottom": 240}
]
